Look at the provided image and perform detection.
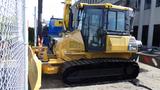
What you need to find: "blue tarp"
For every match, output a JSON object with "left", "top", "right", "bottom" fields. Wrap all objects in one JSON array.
[
  {"left": 43, "top": 18, "right": 63, "bottom": 46},
  {"left": 48, "top": 18, "right": 63, "bottom": 37}
]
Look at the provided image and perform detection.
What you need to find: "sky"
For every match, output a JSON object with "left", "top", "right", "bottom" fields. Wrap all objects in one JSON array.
[
  {"left": 43, "top": 0, "right": 64, "bottom": 20},
  {"left": 27, "top": 0, "right": 76, "bottom": 27}
]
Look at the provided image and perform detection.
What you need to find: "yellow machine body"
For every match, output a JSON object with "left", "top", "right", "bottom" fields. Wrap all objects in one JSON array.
[
  {"left": 54, "top": 30, "right": 135, "bottom": 60},
  {"left": 35, "top": 30, "right": 137, "bottom": 74}
]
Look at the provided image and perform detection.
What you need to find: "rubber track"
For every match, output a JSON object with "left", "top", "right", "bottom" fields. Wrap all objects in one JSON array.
[{"left": 60, "top": 59, "right": 139, "bottom": 85}]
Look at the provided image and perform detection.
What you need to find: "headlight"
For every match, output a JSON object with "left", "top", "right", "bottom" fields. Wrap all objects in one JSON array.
[
  {"left": 128, "top": 44, "right": 137, "bottom": 51},
  {"left": 128, "top": 37, "right": 138, "bottom": 51}
]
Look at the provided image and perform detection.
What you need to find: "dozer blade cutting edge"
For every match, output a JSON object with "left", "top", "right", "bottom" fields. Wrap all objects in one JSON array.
[{"left": 60, "top": 59, "right": 139, "bottom": 85}]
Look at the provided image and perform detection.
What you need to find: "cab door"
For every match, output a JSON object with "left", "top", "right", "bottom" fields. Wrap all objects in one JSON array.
[{"left": 82, "top": 9, "right": 105, "bottom": 52}]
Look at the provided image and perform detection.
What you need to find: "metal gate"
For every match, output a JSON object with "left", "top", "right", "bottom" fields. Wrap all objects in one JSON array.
[{"left": 0, "top": 0, "right": 27, "bottom": 90}]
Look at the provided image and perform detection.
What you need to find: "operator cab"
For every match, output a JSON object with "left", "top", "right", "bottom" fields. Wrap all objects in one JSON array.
[{"left": 72, "top": 3, "right": 134, "bottom": 52}]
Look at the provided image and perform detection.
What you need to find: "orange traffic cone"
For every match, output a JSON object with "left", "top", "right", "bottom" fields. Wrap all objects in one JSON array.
[{"left": 38, "top": 36, "right": 43, "bottom": 47}]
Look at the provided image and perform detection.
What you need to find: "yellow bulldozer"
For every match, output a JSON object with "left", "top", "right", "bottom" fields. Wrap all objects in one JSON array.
[{"left": 29, "top": 0, "right": 142, "bottom": 87}]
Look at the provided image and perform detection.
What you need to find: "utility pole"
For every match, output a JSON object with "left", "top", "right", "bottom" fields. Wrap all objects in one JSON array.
[
  {"left": 34, "top": 7, "right": 37, "bottom": 46},
  {"left": 37, "top": 0, "right": 43, "bottom": 45}
]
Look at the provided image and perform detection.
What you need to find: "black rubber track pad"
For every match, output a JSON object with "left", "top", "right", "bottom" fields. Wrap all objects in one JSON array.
[{"left": 60, "top": 59, "right": 139, "bottom": 85}]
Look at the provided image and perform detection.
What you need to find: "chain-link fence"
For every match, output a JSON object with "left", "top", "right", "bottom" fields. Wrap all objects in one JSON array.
[{"left": 0, "top": 0, "right": 27, "bottom": 90}]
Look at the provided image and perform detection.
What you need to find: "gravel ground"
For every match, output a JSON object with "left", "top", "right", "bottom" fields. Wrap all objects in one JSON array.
[{"left": 41, "top": 63, "right": 160, "bottom": 90}]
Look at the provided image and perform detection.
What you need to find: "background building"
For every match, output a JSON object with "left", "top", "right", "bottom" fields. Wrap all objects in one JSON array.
[
  {"left": 79, "top": 0, "right": 119, "bottom": 3},
  {"left": 78, "top": 0, "right": 160, "bottom": 47},
  {"left": 133, "top": 0, "right": 160, "bottom": 48}
]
